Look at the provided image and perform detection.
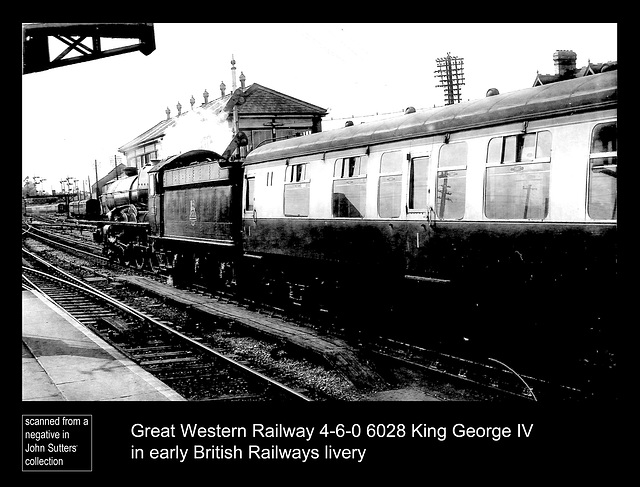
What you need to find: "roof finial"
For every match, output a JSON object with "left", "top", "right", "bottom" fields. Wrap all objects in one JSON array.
[{"left": 231, "top": 54, "right": 237, "bottom": 90}]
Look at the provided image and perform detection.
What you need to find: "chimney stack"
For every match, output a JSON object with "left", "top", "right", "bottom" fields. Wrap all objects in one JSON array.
[
  {"left": 190, "top": 95, "right": 195, "bottom": 110},
  {"left": 165, "top": 107, "right": 171, "bottom": 120},
  {"left": 239, "top": 72, "right": 246, "bottom": 91},
  {"left": 553, "top": 50, "right": 577, "bottom": 77},
  {"left": 220, "top": 81, "right": 226, "bottom": 97},
  {"left": 176, "top": 102, "right": 182, "bottom": 116},
  {"left": 203, "top": 89, "right": 209, "bottom": 104}
]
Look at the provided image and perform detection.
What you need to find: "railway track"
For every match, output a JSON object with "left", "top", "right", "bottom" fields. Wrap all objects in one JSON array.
[
  {"left": 366, "top": 338, "right": 586, "bottom": 401},
  {"left": 23, "top": 221, "right": 591, "bottom": 401},
  {"left": 22, "top": 249, "right": 312, "bottom": 402},
  {"left": 23, "top": 221, "right": 107, "bottom": 261}
]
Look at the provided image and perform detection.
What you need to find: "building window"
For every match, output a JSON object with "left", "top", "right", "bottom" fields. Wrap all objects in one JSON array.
[
  {"left": 409, "top": 156, "right": 430, "bottom": 210},
  {"left": 245, "top": 176, "right": 255, "bottom": 212},
  {"left": 588, "top": 122, "right": 617, "bottom": 220},
  {"left": 250, "top": 130, "right": 272, "bottom": 150},
  {"left": 436, "top": 142, "right": 467, "bottom": 219},
  {"left": 284, "top": 163, "right": 309, "bottom": 216},
  {"left": 378, "top": 151, "right": 403, "bottom": 218},
  {"left": 250, "top": 128, "right": 302, "bottom": 151},
  {"left": 333, "top": 156, "right": 367, "bottom": 218},
  {"left": 484, "top": 131, "right": 551, "bottom": 219}
]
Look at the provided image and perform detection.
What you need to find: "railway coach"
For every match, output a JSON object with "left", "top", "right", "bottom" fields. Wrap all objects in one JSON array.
[
  {"left": 239, "top": 70, "right": 617, "bottom": 349},
  {"left": 94, "top": 71, "right": 618, "bottom": 371}
]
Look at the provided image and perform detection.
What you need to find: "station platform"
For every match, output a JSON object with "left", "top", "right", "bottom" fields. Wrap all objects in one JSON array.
[{"left": 22, "top": 289, "right": 185, "bottom": 401}]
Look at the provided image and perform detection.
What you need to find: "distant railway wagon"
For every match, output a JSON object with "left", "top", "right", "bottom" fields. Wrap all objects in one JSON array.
[
  {"left": 69, "top": 199, "right": 100, "bottom": 219},
  {"left": 85, "top": 71, "right": 617, "bottom": 378},
  {"left": 24, "top": 202, "right": 64, "bottom": 217}
]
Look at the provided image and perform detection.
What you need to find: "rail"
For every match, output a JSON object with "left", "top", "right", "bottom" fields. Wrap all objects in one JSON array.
[{"left": 22, "top": 248, "right": 311, "bottom": 402}]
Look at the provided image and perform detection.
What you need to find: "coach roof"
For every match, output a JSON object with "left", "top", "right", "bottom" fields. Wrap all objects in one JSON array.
[{"left": 244, "top": 70, "right": 616, "bottom": 166}]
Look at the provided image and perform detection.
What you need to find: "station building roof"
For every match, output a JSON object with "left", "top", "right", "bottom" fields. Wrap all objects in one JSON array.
[{"left": 118, "top": 83, "right": 327, "bottom": 154}]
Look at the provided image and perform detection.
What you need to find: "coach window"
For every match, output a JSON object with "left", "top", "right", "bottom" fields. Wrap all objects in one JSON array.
[
  {"left": 284, "top": 163, "right": 310, "bottom": 217},
  {"left": 485, "top": 131, "right": 551, "bottom": 219},
  {"left": 588, "top": 122, "right": 617, "bottom": 220},
  {"left": 378, "top": 151, "right": 403, "bottom": 218},
  {"left": 436, "top": 142, "right": 467, "bottom": 219},
  {"left": 333, "top": 156, "right": 367, "bottom": 218},
  {"left": 409, "top": 156, "right": 431, "bottom": 210},
  {"left": 245, "top": 176, "right": 255, "bottom": 212}
]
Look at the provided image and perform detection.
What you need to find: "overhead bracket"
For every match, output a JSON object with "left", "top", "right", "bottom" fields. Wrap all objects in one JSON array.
[{"left": 23, "top": 23, "right": 155, "bottom": 74}]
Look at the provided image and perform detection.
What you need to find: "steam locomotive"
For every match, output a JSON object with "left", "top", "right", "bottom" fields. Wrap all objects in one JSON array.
[{"left": 92, "top": 71, "right": 618, "bottom": 382}]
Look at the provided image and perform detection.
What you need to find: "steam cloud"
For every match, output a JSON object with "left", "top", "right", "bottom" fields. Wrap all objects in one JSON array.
[{"left": 161, "top": 108, "right": 234, "bottom": 158}]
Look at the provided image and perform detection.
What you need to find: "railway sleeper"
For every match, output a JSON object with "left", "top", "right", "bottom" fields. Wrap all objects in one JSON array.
[
  {"left": 96, "top": 316, "right": 135, "bottom": 334},
  {"left": 140, "top": 356, "right": 201, "bottom": 366},
  {"left": 124, "top": 345, "right": 176, "bottom": 353},
  {"left": 130, "top": 350, "right": 194, "bottom": 360}
]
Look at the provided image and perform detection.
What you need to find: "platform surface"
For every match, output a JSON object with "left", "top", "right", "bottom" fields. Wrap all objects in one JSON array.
[{"left": 22, "top": 289, "right": 184, "bottom": 401}]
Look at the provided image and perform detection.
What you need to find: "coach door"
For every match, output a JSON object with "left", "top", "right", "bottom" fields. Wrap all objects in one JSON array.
[
  {"left": 242, "top": 172, "right": 256, "bottom": 250},
  {"left": 405, "top": 153, "right": 437, "bottom": 274},
  {"left": 407, "top": 153, "right": 434, "bottom": 223}
]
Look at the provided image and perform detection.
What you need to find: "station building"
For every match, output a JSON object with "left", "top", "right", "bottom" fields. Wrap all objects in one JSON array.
[
  {"left": 532, "top": 49, "right": 617, "bottom": 87},
  {"left": 116, "top": 57, "right": 327, "bottom": 171}
]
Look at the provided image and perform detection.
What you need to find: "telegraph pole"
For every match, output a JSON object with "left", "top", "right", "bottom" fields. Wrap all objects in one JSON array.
[
  {"left": 435, "top": 53, "right": 465, "bottom": 105},
  {"left": 95, "top": 160, "right": 100, "bottom": 200}
]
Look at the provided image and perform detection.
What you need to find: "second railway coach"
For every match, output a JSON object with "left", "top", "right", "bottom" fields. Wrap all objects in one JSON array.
[{"left": 241, "top": 71, "right": 617, "bottom": 339}]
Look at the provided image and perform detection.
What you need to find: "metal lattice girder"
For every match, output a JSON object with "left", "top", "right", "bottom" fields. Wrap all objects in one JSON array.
[{"left": 22, "top": 23, "right": 155, "bottom": 74}]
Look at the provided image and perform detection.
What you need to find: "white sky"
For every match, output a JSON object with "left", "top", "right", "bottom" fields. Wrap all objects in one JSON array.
[{"left": 22, "top": 23, "right": 617, "bottom": 194}]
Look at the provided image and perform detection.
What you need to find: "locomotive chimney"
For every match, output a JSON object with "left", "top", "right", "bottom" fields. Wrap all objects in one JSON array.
[
  {"left": 203, "top": 89, "right": 209, "bottom": 104},
  {"left": 553, "top": 50, "right": 577, "bottom": 77},
  {"left": 220, "top": 81, "right": 226, "bottom": 97}
]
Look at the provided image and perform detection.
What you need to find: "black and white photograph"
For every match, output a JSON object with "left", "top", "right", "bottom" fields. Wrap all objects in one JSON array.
[{"left": 20, "top": 22, "right": 624, "bottom": 478}]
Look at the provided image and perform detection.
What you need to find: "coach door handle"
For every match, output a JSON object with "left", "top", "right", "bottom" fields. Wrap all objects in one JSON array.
[{"left": 427, "top": 206, "right": 436, "bottom": 228}]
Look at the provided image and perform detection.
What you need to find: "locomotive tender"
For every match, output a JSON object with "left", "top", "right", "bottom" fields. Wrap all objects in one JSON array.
[{"left": 96, "top": 71, "right": 618, "bottom": 364}]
